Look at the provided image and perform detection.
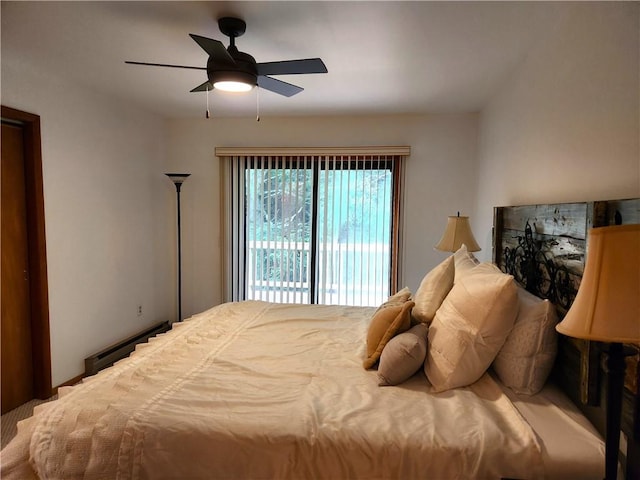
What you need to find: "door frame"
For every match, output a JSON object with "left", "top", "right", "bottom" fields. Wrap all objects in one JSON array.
[{"left": 1, "top": 105, "right": 52, "bottom": 399}]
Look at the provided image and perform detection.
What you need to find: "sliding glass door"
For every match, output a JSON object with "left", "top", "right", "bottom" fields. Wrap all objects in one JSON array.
[
  {"left": 315, "top": 162, "right": 393, "bottom": 306},
  {"left": 228, "top": 153, "right": 402, "bottom": 307},
  {"left": 245, "top": 158, "right": 313, "bottom": 304}
]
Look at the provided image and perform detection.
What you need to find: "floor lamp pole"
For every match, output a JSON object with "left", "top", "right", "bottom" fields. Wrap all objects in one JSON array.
[
  {"left": 165, "top": 173, "right": 190, "bottom": 323},
  {"left": 604, "top": 342, "right": 629, "bottom": 480}
]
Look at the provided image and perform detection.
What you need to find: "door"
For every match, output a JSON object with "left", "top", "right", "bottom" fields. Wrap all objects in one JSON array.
[
  {"left": 1, "top": 122, "right": 35, "bottom": 412},
  {"left": 236, "top": 154, "right": 401, "bottom": 306},
  {"left": 1, "top": 106, "right": 51, "bottom": 413}
]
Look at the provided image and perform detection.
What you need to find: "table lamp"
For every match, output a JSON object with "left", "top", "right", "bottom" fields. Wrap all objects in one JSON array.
[{"left": 434, "top": 212, "right": 481, "bottom": 252}]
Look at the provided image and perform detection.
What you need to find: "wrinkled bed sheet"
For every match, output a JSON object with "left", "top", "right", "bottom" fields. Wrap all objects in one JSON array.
[{"left": 2, "top": 301, "right": 545, "bottom": 479}]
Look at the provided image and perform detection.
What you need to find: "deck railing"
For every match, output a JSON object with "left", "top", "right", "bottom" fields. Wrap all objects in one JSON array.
[{"left": 245, "top": 240, "right": 390, "bottom": 306}]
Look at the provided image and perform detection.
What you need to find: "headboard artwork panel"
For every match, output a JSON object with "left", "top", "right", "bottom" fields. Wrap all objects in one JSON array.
[{"left": 493, "top": 198, "right": 639, "bottom": 478}]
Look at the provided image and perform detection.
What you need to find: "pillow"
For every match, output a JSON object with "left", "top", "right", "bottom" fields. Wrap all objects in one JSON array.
[
  {"left": 424, "top": 262, "right": 519, "bottom": 392},
  {"left": 492, "top": 286, "right": 559, "bottom": 394},
  {"left": 363, "top": 300, "right": 414, "bottom": 369},
  {"left": 388, "top": 286, "right": 412, "bottom": 303},
  {"left": 453, "top": 244, "right": 479, "bottom": 283},
  {"left": 464, "top": 260, "right": 503, "bottom": 276},
  {"left": 412, "top": 256, "right": 454, "bottom": 324},
  {"left": 378, "top": 323, "right": 429, "bottom": 386}
]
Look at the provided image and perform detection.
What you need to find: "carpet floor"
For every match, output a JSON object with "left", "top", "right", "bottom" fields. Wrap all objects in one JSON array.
[{"left": 1, "top": 396, "right": 56, "bottom": 449}]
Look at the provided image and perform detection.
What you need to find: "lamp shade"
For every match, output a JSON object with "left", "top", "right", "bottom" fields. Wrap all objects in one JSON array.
[
  {"left": 434, "top": 214, "right": 481, "bottom": 252},
  {"left": 555, "top": 224, "right": 640, "bottom": 343},
  {"left": 165, "top": 173, "right": 191, "bottom": 185}
]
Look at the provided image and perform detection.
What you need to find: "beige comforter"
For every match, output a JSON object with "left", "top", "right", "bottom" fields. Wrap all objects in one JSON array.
[{"left": 2, "top": 301, "right": 544, "bottom": 479}]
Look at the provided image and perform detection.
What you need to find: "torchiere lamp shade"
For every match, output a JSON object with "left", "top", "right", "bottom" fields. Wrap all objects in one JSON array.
[
  {"left": 165, "top": 173, "right": 191, "bottom": 185},
  {"left": 556, "top": 224, "right": 640, "bottom": 343},
  {"left": 434, "top": 213, "right": 481, "bottom": 252}
]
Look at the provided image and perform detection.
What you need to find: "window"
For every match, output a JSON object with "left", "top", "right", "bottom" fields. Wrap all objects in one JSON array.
[{"left": 219, "top": 147, "right": 409, "bottom": 307}]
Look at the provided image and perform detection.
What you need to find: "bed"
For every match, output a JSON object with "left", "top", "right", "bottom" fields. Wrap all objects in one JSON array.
[{"left": 2, "top": 199, "right": 638, "bottom": 479}]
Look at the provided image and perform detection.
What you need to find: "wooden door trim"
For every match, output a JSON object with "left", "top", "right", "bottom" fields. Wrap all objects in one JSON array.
[{"left": 1, "top": 105, "right": 52, "bottom": 399}]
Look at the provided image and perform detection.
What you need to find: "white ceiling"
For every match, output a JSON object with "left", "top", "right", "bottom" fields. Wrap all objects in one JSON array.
[{"left": 1, "top": 1, "right": 567, "bottom": 119}]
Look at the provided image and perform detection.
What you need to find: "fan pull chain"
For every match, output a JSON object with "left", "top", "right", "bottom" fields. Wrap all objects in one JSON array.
[
  {"left": 206, "top": 85, "right": 211, "bottom": 119},
  {"left": 256, "top": 87, "right": 260, "bottom": 122}
]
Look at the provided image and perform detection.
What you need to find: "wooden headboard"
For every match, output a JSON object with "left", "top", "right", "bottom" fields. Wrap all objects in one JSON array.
[{"left": 492, "top": 198, "right": 639, "bottom": 479}]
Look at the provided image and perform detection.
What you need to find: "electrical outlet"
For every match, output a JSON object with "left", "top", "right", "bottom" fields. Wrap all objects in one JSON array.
[{"left": 137, "top": 305, "right": 143, "bottom": 316}]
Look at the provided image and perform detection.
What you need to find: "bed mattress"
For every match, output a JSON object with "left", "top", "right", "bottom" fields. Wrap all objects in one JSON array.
[{"left": 1, "top": 301, "right": 605, "bottom": 479}]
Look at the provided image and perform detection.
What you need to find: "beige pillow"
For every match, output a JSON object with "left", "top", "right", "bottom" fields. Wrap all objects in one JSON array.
[
  {"left": 378, "top": 323, "right": 429, "bottom": 386},
  {"left": 363, "top": 300, "right": 414, "bottom": 369},
  {"left": 412, "top": 256, "right": 454, "bottom": 324},
  {"left": 388, "top": 286, "right": 412, "bottom": 303},
  {"left": 424, "top": 262, "right": 518, "bottom": 392},
  {"left": 464, "top": 260, "right": 503, "bottom": 276},
  {"left": 492, "top": 286, "right": 558, "bottom": 394},
  {"left": 453, "top": 244, "right": 479, "bottom": 283}
]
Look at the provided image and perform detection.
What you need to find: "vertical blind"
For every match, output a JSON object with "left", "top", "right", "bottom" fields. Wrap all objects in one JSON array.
[{"left": 219, "top": 147, "right": 409, "bottom": 307}]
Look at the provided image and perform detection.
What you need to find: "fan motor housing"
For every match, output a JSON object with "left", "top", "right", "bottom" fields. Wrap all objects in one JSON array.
[{"left": 207, "top": 48, "right": 258, "bottom": 87}]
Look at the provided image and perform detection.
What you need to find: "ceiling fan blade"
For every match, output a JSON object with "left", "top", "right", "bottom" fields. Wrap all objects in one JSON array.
[
  {"left": 257, "top": 58, "right": 327, "bottom": 76},
  {"left": 257, "top": 76, "right": 303, "bottom": 97},
  {"left": 190, "top": 81, "right": 213, "bottom": 93},
  {"left": 189, "top": 34, "right": 235, "bottom": 65},
  {"left": 125, "top": 61, "right": 206, "bottom": 70}
]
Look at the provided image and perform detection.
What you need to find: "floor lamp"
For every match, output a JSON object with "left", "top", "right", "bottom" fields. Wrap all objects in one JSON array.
[
  {"left": 555, "top": 224, "right": 640, "bottom": 480},
  {"left": 166, "top": 173, "right": 190, "bottom": 323}
]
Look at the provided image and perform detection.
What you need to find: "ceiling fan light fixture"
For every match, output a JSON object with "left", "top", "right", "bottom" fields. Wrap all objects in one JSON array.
[
  {"left": 213, "top": 80, "right": 254, "bottom": 93},
  {"left": 210, "top": 69, "right": 256, "bottom": 93}
]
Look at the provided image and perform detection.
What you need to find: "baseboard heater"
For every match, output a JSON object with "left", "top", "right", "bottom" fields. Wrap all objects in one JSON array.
[{"left": 84, "top": 321, "right": 171, "bottom": 377}]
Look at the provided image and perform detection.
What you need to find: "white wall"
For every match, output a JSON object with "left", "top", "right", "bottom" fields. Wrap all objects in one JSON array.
[
  {"left": 2, "top": 61, "right": 173, "bottom": 386},
  {"left": 474, "top": 2, "right": 640, "bottom": 258},
  {"left": 166, "top": 113, "right": 478, "bottom": 316}
]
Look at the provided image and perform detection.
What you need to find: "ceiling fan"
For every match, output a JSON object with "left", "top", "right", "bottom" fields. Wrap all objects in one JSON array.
[{"left": 126, "top": 17, "right": 328, "bottom": 97}]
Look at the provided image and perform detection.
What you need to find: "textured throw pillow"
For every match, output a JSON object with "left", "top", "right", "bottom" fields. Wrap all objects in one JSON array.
[
  {"left": 453, "top": 244, "right": 479, "bottom": 284},
  {"left": 424, "top": 262, "right": 519, "bottom": 392},
  {"left": 363, "top": 300, "right": 414, "bottom": 369},
  {"left": 492, "top": 286, "right": 559, "bottom": 395},
  {"left": 388, "top": 286, "right": 412, "bottom": 303},
  {"left": 378, "top": 323, "right": 429, "bottom": 386},
  {"left": 412, "top": 256, "right": 455, "bottom": 324}
]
